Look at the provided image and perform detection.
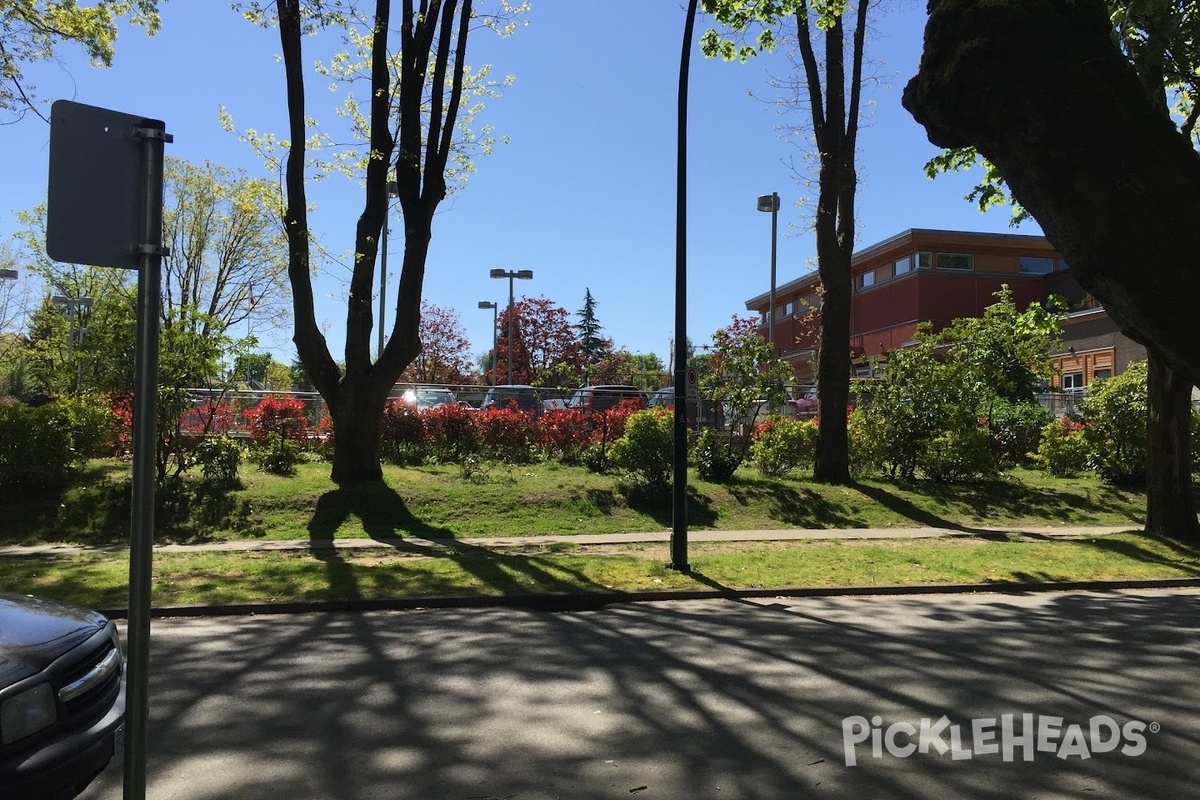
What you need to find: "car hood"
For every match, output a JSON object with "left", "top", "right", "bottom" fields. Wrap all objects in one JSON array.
[{"left": 0, "top": 593, "right": 108, "bottom": 684}]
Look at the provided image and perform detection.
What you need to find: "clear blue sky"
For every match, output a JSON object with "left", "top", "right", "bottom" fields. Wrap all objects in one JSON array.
[{"left": 1, "top": 1, "right": 1041, "bottom": 370}]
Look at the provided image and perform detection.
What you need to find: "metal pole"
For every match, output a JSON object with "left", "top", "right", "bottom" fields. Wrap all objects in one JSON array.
[
  {"left": 491, "top": 305, "right": 498, "bottom": 381},
  {"left": 671, "top": 0, "right": 698, "bottom": 573},
  {"left": 507, "top": 276, "right": 515, "bottom": 386},
  {"left": 769, "top": 191, "right": 778, "bottom": 355},
  {"left": 124, "top": 120, "right": 168, "bottom": 800}
]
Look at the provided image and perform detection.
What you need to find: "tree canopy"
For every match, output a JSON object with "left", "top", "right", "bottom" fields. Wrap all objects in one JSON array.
[{"left": 0, "top": 0, "right": 161, "bottom": 122}]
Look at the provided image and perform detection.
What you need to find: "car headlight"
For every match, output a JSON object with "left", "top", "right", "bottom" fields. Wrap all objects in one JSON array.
[{"left": 1, "top": 683, "right": 58, "bottom": 744}]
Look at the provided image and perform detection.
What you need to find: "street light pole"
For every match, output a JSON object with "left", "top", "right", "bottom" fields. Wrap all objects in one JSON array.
[
  {"left": 477, "top": 301, "right": 498, "bottom": 383},
  {"left": 378, "top": 180, "right": 398, "bottom": 360},
  {"left": 757, "top": 192, "right": 780, "bottom": 355},
  {"left": 489, "top": 268, "right": 533, "bottom": 385},
  {"left": 52, "top": 295, "right": 94, "bottom": 392}
]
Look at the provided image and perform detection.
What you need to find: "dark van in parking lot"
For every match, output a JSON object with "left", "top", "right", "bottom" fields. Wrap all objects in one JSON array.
[{"left": 0, "top": 593, "right": 125, "bottom": 799}]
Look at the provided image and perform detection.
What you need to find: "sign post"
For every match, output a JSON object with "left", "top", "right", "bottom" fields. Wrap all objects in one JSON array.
[{"left": 47, "top": 99, "right": 171, "bottom": 800}]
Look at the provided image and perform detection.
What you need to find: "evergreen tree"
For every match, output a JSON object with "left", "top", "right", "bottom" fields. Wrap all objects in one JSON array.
[{"left": 575, "top": 289, "right": 611, "bottom": 366}]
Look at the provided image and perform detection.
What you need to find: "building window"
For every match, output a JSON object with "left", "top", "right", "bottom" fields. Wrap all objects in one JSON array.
[
  {"left": 893, "top": 256, "right": 911, "bottom": 276},
  {"left": 783, "top": 301, "right": 794, "bottom": 317},
  {"left": 1019, "top": 256, "right": 1055, "bottom": 274},
  {"left": 1062, "top": 372, "right": 1084, "bottom": 393},
  {"left": 936, "top": 252, "right": 973, "bottom": 270},
  {"left": 1093, "top": 368, "right": 1112, "bottom": 382},
  {"left": 916, "top": 252, "right": 932, "bottom": 270},
  {"left": 859, "top": 271, "right": 876, "bottom": 288}
]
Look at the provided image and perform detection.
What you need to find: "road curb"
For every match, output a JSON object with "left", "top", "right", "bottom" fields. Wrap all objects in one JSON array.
[{"left": 97, "top": 576, "right": 1200, "bottom": 620}]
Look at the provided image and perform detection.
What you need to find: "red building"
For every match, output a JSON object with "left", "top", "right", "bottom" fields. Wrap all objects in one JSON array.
[{"left": 744, "top": 228, "right": 1144, "bottom": 390}]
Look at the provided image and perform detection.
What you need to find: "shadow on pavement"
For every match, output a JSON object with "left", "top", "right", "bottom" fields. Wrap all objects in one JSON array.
[{"left": 81, "top": 589, "right": 1200, "bottom": 800}]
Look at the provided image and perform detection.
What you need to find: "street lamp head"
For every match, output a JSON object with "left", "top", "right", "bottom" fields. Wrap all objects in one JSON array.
[
  {"left": 478, "top": 301, "right": 497, "bottom": 310},
  {"left": 757, "top": 193, "right": 780, "bottom": 213},
  {"left": 386, "top": 180, "right": 399, "bottom": 199},
  {"left": 516, "top": 269, "right": 534, "bottom": 280},
  {"left": 489, "top": 268, "right": 506, "bottom": 279}
]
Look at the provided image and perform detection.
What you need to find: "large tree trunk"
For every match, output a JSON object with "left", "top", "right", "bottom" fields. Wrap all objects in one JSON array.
[
  {"left": 1146, "top": 351, "right": 1199, "bottom": 540},
  {"left": 802, "top": 3, "right": 867, "bottom": 485},
  {"left": 814, "top": 255, "right": 852, "bottom": 481},
  {"left": 327, "top": 389, "right": 388, "bottom": 486},
  {"left": 902, "top": 0, "right": 1200, "bottom": 388}
]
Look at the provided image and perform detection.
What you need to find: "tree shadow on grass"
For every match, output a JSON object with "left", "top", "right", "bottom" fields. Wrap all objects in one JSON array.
[
  {"left": 907, "top": 475, "right": 1146, "bottom": 527},
  {"left": 1057, "top": 531, "right": 1200, "bottom": 577},
  {"left": 620, "top": 483, "right": 717, "bottom": 528},
  {"left": 849, "top": 481, "right": 1141, "bottom": 534},
  {"left": 306, "top": 481, "right": 613, "bottom": 601},
  {"left": 724, "top": 477, "right": 866, "bottom": 528}
]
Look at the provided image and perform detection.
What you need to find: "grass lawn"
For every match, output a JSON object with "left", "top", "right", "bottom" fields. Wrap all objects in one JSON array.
[
  {"left": 0, "top": 459, "right": 1147, "bottom": 547},
  {"left": 1, "top": 458, "right": 1185, "bottom": 610},
  {"left": 1, "top": 533, "right": 1198, "bottom": 610}
]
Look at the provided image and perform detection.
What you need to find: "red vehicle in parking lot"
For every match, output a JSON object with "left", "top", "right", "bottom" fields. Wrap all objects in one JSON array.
[{"left": 789, "top": 388, "right": 819, "bottom": 415}]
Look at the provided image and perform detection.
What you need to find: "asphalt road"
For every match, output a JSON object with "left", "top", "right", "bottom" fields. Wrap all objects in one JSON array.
[{"left": 80, "top": 589, "right": 1200, "bottom": 800}]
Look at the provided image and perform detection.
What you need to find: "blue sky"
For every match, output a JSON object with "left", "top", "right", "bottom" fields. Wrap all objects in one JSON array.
[{"left": 1, "top": 1, "right": 1041, "bottom": 369}]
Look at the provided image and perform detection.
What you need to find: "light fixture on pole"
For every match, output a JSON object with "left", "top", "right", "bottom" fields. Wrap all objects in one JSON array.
[
  {"left": 477, "top": 301, "right": 498, "bottom": 383},
  {"left": 0, "top": 269, "right": 17, "bottom": 280},
  {"left": 378, "top": 179, "right": 399, "bottom": 360},
  {"left": 489, "top": 268, "right": 533, "bottom": 385},
  {"left": 756, "top": 192, "right": 780, "bottom": 355},
  {"left": 51, "top": 295, "right": 94, "bottom": 391}
]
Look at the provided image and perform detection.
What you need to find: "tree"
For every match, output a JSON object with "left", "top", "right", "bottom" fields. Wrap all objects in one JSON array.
[
  {"left": 938, "top": 286, "right": 1063, "bottom": 406},
  {"left": 0, "top": 245, "right": 31, "bottom": 374},
  {"left": 902, "top": 0, "right": 1200, "bottom": 389},
  {"left": 575, "top": 288, "right": 610, "bottom": 368},
  {"left": 494, "top": 297, "right": 580, "bottom": 386},
  {"left": 0, "top": 0, "right": 161, "bottom": 123},
  {"left": 704, "top": 0, "right": 872, "bottom": 484},
  {"left": 161, "top": 157, "right": 290, "bottom": 341},
  {"left": 17, "top": 154, "right": 289, "bottom": 343},
  {"left": 699, "top": 316, "right": 793, "bottom": 452},
  {"left": 232, "top": 1, "right": 522, "bottom": 485},
  {"left": 904, "top": 0, "right": 1200, "bottom": 539},
  {"left": 399, "top": 301, "right": 473, "bottom": 384}
]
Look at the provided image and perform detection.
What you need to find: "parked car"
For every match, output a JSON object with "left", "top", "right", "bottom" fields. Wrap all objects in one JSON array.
[
  {"left": 0, "top": 593, "right": 125, "bottom": 800},
  {"left": 481, "top": 385, "right": 542, "bottom": 415},
  {"left": 398, "top": 387, "right": 457, "bottom": 410},
  {"left": 647, "top": 386, "right": 702, "bottom": 424},
  {"left": 568, "top": 385, "right": 648, "bottom": 414},
  {"left": 789, "top": 387, "right": 819, "bottom": 414},
  {"left": 542, "top": 398, "right": 568, "bottom": 413}
]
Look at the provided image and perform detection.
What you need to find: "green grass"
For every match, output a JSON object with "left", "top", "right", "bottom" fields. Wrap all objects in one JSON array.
[
  {"left": 0, "top": 458, "right": 1177, "bottom": 610},
  {"left": 0, "top": 533, "right": 1197, "bottom": 610},
  {"left": 0, "top": 459, "right": 1147, "bottom": 547}
]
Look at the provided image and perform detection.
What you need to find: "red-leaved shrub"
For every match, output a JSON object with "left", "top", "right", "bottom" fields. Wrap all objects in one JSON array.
[
  {"left": 478, "top": 406, "right": 538, "bottom": 463},
  {"left": 243, "top": 395, "right": 309, "bottom": 444},
  {"left": 421, "top": 403, "right": 479, "bottom": 461},
  {"left": 536, "top": 409, "right": 591, "bottom": 463}
]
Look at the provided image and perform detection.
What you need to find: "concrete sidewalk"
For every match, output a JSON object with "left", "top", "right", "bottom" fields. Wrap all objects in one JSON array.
[{"left": 0, "top": 524, "right": 1138, "bottom": 557}]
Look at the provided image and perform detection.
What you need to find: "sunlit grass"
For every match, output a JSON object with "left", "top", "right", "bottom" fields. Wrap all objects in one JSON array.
[
  {"left": 2, "top": 532, "right": 1195, "bottom": 611},
  {"left": 0, "top": 460, "right": 1146, "bottom": 548}
]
